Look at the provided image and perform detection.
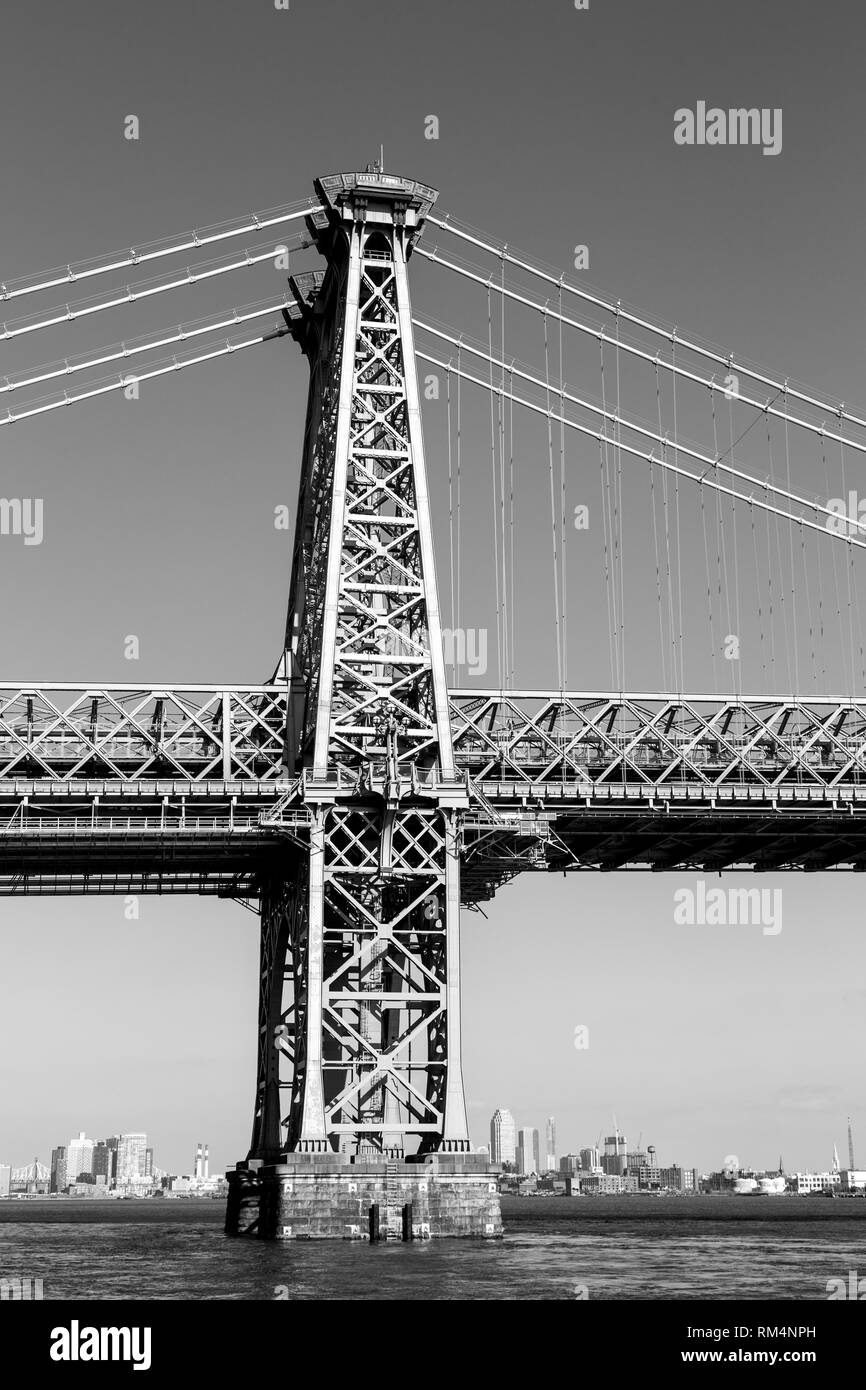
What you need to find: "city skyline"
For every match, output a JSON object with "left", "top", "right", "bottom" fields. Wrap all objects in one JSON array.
[{"left": 2, "top": 0, "right": 866, "bottom": 1186}]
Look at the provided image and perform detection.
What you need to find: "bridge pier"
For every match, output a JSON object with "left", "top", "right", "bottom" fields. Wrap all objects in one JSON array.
[{"left": 225, "top": 1153, "right": 501, "bottom": 1240}]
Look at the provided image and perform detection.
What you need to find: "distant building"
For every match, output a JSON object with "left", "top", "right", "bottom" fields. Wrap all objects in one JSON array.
[
  {"left": 602, "top": 1133, "right": 627, "bottom": 1176},
  {"left": 637, "top": 1164, "right": 661, "bottom": 1189},
  {"left": 559, "top": 1153, "right": 581, "bottom": 1176},
  {"left": 0, "top": 1165, "right": 11, "bottom": 1197},
  {"left": 66, "top": 1133, "right": 95, "bottom": 1185},
  {"left": 116, "top": 1134, "right": 148, "bottom": 1183},
  {"left": 580, "top": 1173, "right": 637, "bottom": 1195},
  {"left": 489, "top": 1109, "right": 517, "bottom": 1167},
  {"left": 50, "top": 1147, "right": 67, "bottom": 1194},
  {"left": 580, "top": 1146, "right": 601, "bottom": 1172},
  {"left": 517, "top": 1127, "right": 540, "bottom": 1175},
  {"left": 545, "top": 1117, "right": 557, "bottom": 1171},
  {"left": 793, "top": 1171, "right": 841, "bottom": 1194},
  {"left": 145, "top": 1148, "right": 154, "bottom": 1178},
  {"left": 841, "top": 1170, "right": 866, "bottom": 1192},
  {"left": 92, "top": 1142, "right": 114, "bottom": 1184},
  {"left": 659, "top": 1165, "right": 697, "bottom": 1192}
]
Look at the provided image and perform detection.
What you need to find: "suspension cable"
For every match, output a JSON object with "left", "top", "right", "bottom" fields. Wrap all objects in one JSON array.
[
  {"left": 820, "top": 429, "right": 845, "bottom": 692},
  {"left": 558, "top": 280, "right": 568, "bottom": 688},
  {"left": 545, "top": 312, "right": 564, "bottom": 688},
  {"left": 414, "top": 348, "right": 866, "bottom": 552},
  {"left": 499, "top": 258, "right": 509, "bottom": 688},
  {"left": 1, "top": 240, "right": 299, "bottom": 342},
  {"left": 599, "top": 337, "right": 620, "bottom": 686},
  {"left": 598, "top": 434, "right": 617, "bottom": 687},
  {"left": 727, "top": 394, "right": 742, "bottom": 696},
  {"left": 486, "top": 284, "right": 503, "bottom": 687},
  {"left": 0, "top": 323, "right": 290, "bottom": 425},
  {"left": 426, "top": 213, "right": 866, "bottom": 435},
  {"left": 614, "top": 310, "right": 627, "bottom": 689},
  {"left": 0, "top": 295, "right": 292, "bottom": 395},
  {"left": 415, "top": 246, "right": 866, "bottom": 461},
  {"left": 651, "top": 390, "right": 669, "bottom": 691},
  {"left": 446, "top": 364, "right": 456, "bottom": 684},
  {"left": 0, "top": 199, "right": 315, "bottom": 303},
  {"left": 413, "top": 319, "right": 855, "bottom": 533},
  {"left": 711, "top": 391, "right": 734, "bottom": 693}
]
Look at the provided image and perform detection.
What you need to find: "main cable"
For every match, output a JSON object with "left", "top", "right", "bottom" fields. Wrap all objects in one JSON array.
[{"left": 0, "top": 199, "right": 315, "bottom": 303}]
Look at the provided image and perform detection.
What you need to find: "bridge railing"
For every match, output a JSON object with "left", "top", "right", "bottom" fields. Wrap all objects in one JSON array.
[
  {"left": 448, "top": 692, "right": 866, "bottom": 789},
  {"left": 5, "top": 684, "right": 866, "bottom": 792},
  {"left": 0, "top": 684, "right": 289, "bottom": 783}
]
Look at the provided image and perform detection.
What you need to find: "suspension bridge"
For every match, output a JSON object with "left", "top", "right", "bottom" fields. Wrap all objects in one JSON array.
[{"left": 3, "top": 166, "right": 866, "bottom": 1238}]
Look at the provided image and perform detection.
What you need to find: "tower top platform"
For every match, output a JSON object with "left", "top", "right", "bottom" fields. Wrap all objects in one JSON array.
[{"left": 310, "top": 168, "right": 438, "bottom": 243}]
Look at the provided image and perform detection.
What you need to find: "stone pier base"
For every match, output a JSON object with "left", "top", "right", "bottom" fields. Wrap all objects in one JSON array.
[{"left": 225, "top": 1152, "right": 502, "bottom": 1240}]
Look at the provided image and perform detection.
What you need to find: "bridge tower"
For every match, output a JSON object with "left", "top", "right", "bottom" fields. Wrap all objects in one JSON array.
[{"left": 226, "top": 170, "right": 501, "bottom": 1240}]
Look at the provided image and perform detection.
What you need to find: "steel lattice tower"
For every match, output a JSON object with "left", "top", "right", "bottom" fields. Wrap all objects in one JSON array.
[{"left": 228, "top": 170, "right": 498, "bottom": 1239}]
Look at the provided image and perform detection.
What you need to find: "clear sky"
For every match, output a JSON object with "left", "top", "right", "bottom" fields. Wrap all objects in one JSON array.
[{"left": 0, "top": 0, "right": 864, "bottom": 1176}]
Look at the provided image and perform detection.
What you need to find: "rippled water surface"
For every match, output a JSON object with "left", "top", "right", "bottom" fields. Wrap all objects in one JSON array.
[{"left": 1, "top": 1196, "right": 864, "bottom": 1300}]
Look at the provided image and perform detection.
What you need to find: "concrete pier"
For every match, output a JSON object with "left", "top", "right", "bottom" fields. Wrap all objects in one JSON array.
[{"left": 225, "top": 1153, "right": 502, "bottom": 1240}]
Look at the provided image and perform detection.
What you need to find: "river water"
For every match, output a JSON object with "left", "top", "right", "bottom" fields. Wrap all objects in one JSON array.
[{"left": 1, "top": 1195, "right": 863, "bottom": 1300}]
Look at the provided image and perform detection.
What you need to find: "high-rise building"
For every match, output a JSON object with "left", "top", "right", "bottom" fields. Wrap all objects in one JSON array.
[
  {"left": 602, "top": 1132, "right": 628, "bottom": 1176},
  {"left": 489, "top": 1109, "right": 517, "bottom": 1167},
  {"left": 145, "top": 1148, "right": 153, "bottom": 1178},
  {"left": 580, "top": 1146, "right": 601, "bottom": 1172},
  {"left": 0, "top": 1164, "right": 11, "bottom": 1197},
  {"left": 517, "top": 1127, "right": 540, "bottom": 1176},
  {"left": 545, "top": 1117, "right": 557, "bottom": 1171},
  {"left": 50, "top": 1146, "right": 67, "bottom": 1194},
  {"left": 66, "top": 1133, "right": 95, "bottom": 1184},
  {"left": 92, "top": 1142, "right": 114, "bottom": 1184},
  {"left": 559, "top": 1153, "right": 581, "bottom": 1176},
  {"left": 116, "top": 1133, "right": 148, "bottom": 1182}
]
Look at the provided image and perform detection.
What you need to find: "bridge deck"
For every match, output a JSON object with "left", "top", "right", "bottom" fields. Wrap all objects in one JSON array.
[{"left": 3, "top": 685, "right": 866, "bottom": 896}]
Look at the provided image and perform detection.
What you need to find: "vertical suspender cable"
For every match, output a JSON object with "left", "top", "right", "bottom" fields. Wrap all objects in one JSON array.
[
  {"left": 614, "top": 309, "right": 626, "bottom": 690},
  {"left": 446, "top": 363, "right": 455, "bottom": 685},
  {"left": 599, "top": 435, "right": 617, "bottom": 687},
  {"left": 658, "top": 362, "right": 676, "bottom": 690},
  {"left": 701, "top": 477, "right": 719, "bottom": 694},
  {"left": 671, "top": 334, "right": 684, "bottom": 692},
  {"left": 727, "top": 393, "right": 742, "bottom": 696},
  {"left": 545, "top": 311, "right": 564, "bottom": 688},
  {"left": 749, "top": 498, "right": 767, "bottom": 689},
  {"left": 487, "top": 284, "right": 503, "bottom": 687},
  {"left": 783, "top": 390, "right": 800, "bottom": 693},
  {"left": 559, "top": 281, "right": 568, "bottom": 689},
  {"left": 499, "top": 258, "right": 509, "bottom": 688},
  {"left": 768, "top": 416, "right": 793, "bottom": 690},
  {"left": 820, "top": 430, "right": 843, "bottom": 691},
  {"left": 600, "top": 337, "right": 620, "bottom": 687},
  {"left": 508, "top": 362, "right": 516, "bottom": 685},
  {"left": 456, "top": 343, "right": 462, "bottom": 672},
  {"left": 711, "top": 391, "right": 734, "bottom": 693}
]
